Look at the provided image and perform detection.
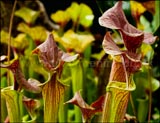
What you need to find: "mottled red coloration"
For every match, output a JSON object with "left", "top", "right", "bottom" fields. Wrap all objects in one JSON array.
[
  {"left": 102, "top": 32, "right": 122, "bottom": 55},
  {"left": 65, "top": 91, "right": 105, "bottom": 122},
  {"left": 99, "top": 1, "right": 157, "bottom": 52},
  {"left": 103, "top": 32, "right": 142, "bottom": 73},
  {"left": 98, "top": 1, "right": 157, "bottom": 122},
  {"left": 122, "top": 52, "right": 141, "bottom": 73},
  {"left": 0, "top": 59, "right": 42, "bottom": 93},
  {"left": 23, "top": 98, "right": 37, "bottom": 111},
  {"left": 32, "top": 34, "right": 62, "bottom": 71},
  {"left": 23, "top": 96, "right": 40, "bottom": 117},
  {"left": 32, "top": 33, "right": 78, "bottom": 72},
  {"left": 32, "top": 33, "right": 79, "bottom": 122}
]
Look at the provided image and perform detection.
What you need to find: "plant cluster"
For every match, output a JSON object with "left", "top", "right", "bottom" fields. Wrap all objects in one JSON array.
[{"left": 1, "top": 0, "right": 160, "bottom": 123}]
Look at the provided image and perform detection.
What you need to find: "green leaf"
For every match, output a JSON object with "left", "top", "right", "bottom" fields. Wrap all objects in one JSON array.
[
  {"left": 0, "top": 30, "right": 29, "bottom": 50},
  {"left": 152, "top": 108, "right": 160, "bottom": 121},
  {"left": 140, "top": 16, "right": 152, "bottom": 32},
  {"left": 15, "top": 7, "right": 40, "bottom": 24},
  {"left": 0, "top": 30, "right": 14, "bottom": 45},
  {"left": 25, "top": 34, "right": 36, "bottom": 54},
  {"left": 152, "top": 0, "right": 160, "bottom": 32},
  {"left": 53, "top": 30, "right": 94, "bottom": 53},
  {"left": 14, "top": 33, "right": 29, "bottom": 50},
  {"left": 141, "top": 43, "right": 154, "bottom": 62},
  {"left": 29, "top": 55, "right": 49, "bottom": 80},
  {"left": 67, "top": 2, "right": 94, "bottom": 27},
  {"left": 148, "top": 78, "right": 159, "bottom": 91},
  {"left": 0, "top": 76, "right": 7, "bottom": 88},
  {"left": 17, "top": 23, "right": 47, "bottom": 42},
  {"left": 79, "top": 3, "right": 94, "bottom": 27},
  {"left": 91, "top": 50, "right": 105, "bottom": 60},
  {"left": 1, "top": 89, "right": 23, "bottom": 122},
  {"left": 0, "top": 67, "right": 7, "bottom": 77},
  {"left": 51, "top": 10, "right": 70, "bottom": 25},
  {"left": 134, "top": 66, "right": 160, "bottom": 93},
  {"left": 66, "top": 2, "right": 80, "bottom": 23}
]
